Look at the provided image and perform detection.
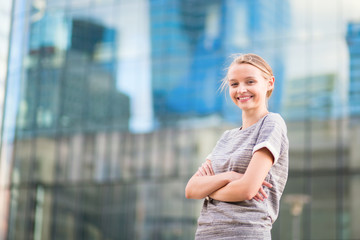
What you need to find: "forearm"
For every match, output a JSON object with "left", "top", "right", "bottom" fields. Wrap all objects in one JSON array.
[
  {"left": 210, "top": 148, "right": 274, "bottom": 202},
  {"left": 209, "top": 179, "right": 254, "bottom": 202},
  {"left": 185, "top": 172, "right": 232, "bottom": 199}
]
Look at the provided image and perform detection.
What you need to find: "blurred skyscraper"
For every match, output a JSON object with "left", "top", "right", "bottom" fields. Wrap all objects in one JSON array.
[
  {"left": 347, "top": 22, "right": 360, "bottom": 116},
  {"left": 1, "top": 0, "right": 360, "bottom": 240},
  {"left": 151, "top": 0, "right": 289, "bottom": 125},
  {"left": 283, "top": 74, "right": 338, "bottom": 120},
  {"left": 20, "top": 13, "right": 130, "bottom": 132}
]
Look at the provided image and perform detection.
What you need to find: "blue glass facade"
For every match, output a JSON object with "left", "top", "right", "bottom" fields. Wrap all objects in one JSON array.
[
  {"left": 1, "top": 0, "right": 360, "bottom": 239},
  {"left": 150, "top": 0, "right": 289, "bottom": 125},
  {"left": 347, "top": 22, "right": 360, "bottom": 116}
]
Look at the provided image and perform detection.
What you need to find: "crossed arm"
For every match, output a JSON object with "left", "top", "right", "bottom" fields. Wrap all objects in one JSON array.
[{"left": 185, "top": 148, "right": 274, "bottom": 202}]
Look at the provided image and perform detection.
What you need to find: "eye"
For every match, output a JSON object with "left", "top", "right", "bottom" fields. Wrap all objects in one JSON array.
[
  {"left": 230, "top": 82, "right": 238, "bottom": 87},
  {"left": 247, "top": 80, "right": 256, "bottom": 84}
]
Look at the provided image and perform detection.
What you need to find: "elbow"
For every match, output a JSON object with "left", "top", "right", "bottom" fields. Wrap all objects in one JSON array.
[
  {"left": 244, "top": 192, "right": 254, "bottom": 201},
  {"left": 185, "top": 192, "right": 194, "bottom": 199},
  {"left": 185, "top": 180, "right": 192, "bottom": 199},
  {"left": 185, "top": 178, "right": 204, "bottom": 199},
  {"left": 185, "top": 185, "right": 204, "bottom": 199},
  {"left": 227, "top": 182, "right": 255, "bottom": 201},
  {"left": 185, "top": 188, "right": 192, "bottom": 199},
  {"left": 185, "top": 190, "right": 198, "bottom": 199},
  {"left": 185, "top": 185, "right": 196, "bottom": 199},
  {"left": 243, "top": 189, "right": 257, "bottom": 201}
]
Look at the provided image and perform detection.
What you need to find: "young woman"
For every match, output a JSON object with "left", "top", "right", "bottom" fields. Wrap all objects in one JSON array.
[{"left": 185, "top": 53, "right": 289, "bottom": 239}]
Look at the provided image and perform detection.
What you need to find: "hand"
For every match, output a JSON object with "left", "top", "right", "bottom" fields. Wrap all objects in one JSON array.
[
  {"left": 253, "top": 180, "right": 272, "bottom": 201},
  {"left": 196, "top": 159, "right": 214, "bottom": 176}
]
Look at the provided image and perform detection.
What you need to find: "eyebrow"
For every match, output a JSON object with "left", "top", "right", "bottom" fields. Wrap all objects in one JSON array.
[{"left": 228, "top": 76, "right": 256, "bottom": 82}]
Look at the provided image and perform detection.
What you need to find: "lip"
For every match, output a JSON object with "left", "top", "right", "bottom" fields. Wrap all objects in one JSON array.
[{"left": 237, "top": 96, "right": 253, "bottom": 102}]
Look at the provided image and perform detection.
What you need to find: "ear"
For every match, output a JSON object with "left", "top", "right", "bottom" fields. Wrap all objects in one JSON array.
[{"left": 267, "top": 76, "right": 275, "bottom": 91}]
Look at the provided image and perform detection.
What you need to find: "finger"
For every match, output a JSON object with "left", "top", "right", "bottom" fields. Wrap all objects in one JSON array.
[
  {"left": 201, "top": 163, "right": 210, "bottom": 175},
  {"left": 205, "top": 161, "right": 214, "bottom": 175},
  {"left": 256, "top": 192, "right": 264, "bottom": 201},
  {"left": 198, "top": 167, "right": 205, "bottom": 176},
  {"left": 206, "top": 163, "right": 214, "bottom": 176},
  {"left": 259, "top": 187, "right": 268, "bottom": 199},
  {"left": 262, "top": 181, "right": 273, "bottom": 188},
  {"left": 206, "top": 159, "right": 215, "bottom": 175},
  {"left": 202, "top": 162, "right": 212, "bottom": 175}
]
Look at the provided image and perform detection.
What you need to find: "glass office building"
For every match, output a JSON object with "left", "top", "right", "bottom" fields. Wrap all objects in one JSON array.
[{"left": 1, "top": 0, "right": 360, "bottom": 239}]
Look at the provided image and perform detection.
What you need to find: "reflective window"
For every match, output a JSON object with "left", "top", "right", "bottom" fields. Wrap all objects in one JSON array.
[{"left": 1, "top": 0, "right": 360, "bottom": 239}]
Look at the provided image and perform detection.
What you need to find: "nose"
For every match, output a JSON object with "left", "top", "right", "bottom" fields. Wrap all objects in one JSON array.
[{"left": 238, "top": 85, "right": 247, "bottom": 93}]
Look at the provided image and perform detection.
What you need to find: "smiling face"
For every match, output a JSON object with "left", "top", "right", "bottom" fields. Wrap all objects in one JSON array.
[{"left": 227, "top": 63, "right": 274, "bottom": 113}]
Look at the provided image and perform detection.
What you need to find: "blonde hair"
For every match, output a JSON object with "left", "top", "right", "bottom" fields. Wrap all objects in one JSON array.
[{"left": 220, "top": 53, "right": 274, "bottom": 98}]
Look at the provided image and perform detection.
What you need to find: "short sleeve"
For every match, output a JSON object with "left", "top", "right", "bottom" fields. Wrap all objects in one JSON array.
[{"left": 252, "top": 114, "right": 288, "bottom": 165}]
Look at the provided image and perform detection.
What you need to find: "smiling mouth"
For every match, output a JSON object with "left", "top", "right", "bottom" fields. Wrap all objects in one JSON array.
[{"left": 237, "top": 96, "right": 253, "bottom": 101}]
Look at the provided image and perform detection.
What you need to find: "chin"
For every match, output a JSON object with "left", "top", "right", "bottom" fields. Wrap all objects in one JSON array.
[{"left": 239, "top": 105, "right": 259, "bottom": 112}]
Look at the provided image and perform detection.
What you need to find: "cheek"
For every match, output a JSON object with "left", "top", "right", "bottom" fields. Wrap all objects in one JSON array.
[
  {"left": 229, "top": 88, "right": 236, "bottom": 97},
  {"left": 257, "top": 85, "right": 268, "bottom": 97},
  {"left": 251, "top": 87, "right": 267, "bottom": 101}
]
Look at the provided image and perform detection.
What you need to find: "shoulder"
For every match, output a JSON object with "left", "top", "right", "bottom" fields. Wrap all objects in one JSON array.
[
  {"left": 264, "top": 112, "right": 286, "bottom": 124},
  {"left": 220, "top": 128, "right": 235, "bottom": 139},
  {"left": 262, "top": 112, "right": 287, "bottom": 131}
]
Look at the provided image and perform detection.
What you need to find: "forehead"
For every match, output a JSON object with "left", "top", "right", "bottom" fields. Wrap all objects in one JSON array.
[{"left": 227, "top": 63, "right": 264, "bottom": 79}]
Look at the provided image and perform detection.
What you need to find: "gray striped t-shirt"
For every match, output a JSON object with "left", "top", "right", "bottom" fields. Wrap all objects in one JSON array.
[{"left": 195, "top": 113, "right": 289, "bottom": 240}]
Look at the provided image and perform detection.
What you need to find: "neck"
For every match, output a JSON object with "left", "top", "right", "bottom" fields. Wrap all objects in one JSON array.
[{"left": 241, "top": 108, "right": 269, "bottom": 130}]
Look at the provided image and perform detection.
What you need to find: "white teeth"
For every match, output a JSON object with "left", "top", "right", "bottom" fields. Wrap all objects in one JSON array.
[{"left": 238, "top": 96, "right": 251, "bottom": 100}]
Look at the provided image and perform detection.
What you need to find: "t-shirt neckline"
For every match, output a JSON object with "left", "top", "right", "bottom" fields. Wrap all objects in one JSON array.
[{"left": 239, "top": 113, "right": 270, "bottom": 132}]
